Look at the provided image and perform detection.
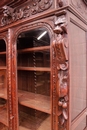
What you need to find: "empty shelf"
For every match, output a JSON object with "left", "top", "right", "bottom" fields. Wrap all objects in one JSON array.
[
  {"left": 18, "top": 67, "right": 51, "bottom": 72},
  {"left": 18, "top": 90, "right": 51, "bottom": 114},
  {"left": 19, "top": 111, "right": 51, "bottom": 130}
]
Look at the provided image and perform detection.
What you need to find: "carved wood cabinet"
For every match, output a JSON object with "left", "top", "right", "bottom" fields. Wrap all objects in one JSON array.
[{"left": 0, "top": 0, "right": 87, "bottom": 130}]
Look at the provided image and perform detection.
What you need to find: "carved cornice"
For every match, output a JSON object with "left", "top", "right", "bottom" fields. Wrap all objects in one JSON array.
[
  {"left": 52, "top": 14, "right": 69, "bottom": 130},
  {"left": 1, "top": 0, "right": 53, "bottom": 26},
  {"left": 71, "top": 0, "right": 87, "bottom": 20},
  {"left": 83, "top": 0, "right": 87, "bottom": 5}
]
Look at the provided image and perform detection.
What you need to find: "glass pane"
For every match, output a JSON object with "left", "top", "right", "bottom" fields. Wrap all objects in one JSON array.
[
  {"left": 17, "top": 27, "right": 51, "bottom": 130},
  {"left": 17, "top": 28, "right": 50, "bottom": 49},
  {"left": 70, "top": 22, "right": 86, "bottom": 120},
  {"left": 0, "top": 55, "right": 6, "bottom": 66},
  {"left": 18, "top": 50, "right": 50, "bottom": 67},
  {"left": 18, "top": 71, "right": 50, "bottom": 96},
  {"left": 0, "top": 39, "right": 8, "bottom": 129}
]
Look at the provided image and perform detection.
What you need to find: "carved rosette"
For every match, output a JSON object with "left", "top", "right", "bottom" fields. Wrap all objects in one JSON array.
[
  {"left": 1, "top": 0, "right": 52, "bottom": 26},
  {"left": 53, "top": 14, "right": 69, "bottom": 129}
]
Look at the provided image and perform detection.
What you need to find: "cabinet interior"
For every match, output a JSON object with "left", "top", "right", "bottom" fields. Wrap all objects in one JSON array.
[
  {"left": 0, "top": 40, "right": 8, "bottom": 130},
  {"left": 17, "top": 28, "right": 51, "bottom": 130}
]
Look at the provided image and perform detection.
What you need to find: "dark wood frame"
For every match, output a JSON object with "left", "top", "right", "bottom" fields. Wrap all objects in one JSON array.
[{"left": 0, "top": 0, "right": 86, "bottom": 130}]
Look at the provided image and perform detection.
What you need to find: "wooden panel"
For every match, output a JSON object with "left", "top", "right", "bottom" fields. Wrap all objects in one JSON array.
[
  {"left": 70, "top": 21, "right": 86, "bottom": 120},
  {"left": 70, "top": 0, "right": 87, "bottom": 20},
  {"left": 72, "top": 117, "right": 86, "bottom": 130},
  {"left": 18, "top": 90, "right": 51, "bottom": 114}
]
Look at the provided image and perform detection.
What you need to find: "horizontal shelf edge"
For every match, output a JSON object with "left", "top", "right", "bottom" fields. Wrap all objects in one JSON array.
[
  {"left": 18, "top": 67, "right": 51, "bottom": 71},
  {"left": 0, "top": 109, "right": 8, "bottom": 127},
  {"left": 18, "top": 46, "right": 50, "bottom": 53},
  {"left": 0, "top": 52, "right": 6, "bottom": 55},
  {"left": 0, "top": 66, "right": 7, "bottom": 70}
]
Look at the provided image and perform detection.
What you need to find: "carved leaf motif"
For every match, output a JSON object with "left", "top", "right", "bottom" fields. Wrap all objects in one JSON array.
[
  {"left": 1, "top": 0, "right": 53, "bottom": 26},
  {"left": 59, "top": 83, "right": 68, "bottom": 97},
  {"left": 53, "top": 15, "right": 68, "bottom": 129},
  {"left": 62, "top": 102, "right": 67, "bottom": 108},
  {"left": 38, "top": 0, "right": 52, "bottom": 10},
  {"left": 23, "top": 6, "right": 30, "bottom": 18},
  {"left": 63, "top": 109, "right": 68, "bottom": 120},
  {"left": 59, "top": 115, "right": 65, "bottom": 125}
]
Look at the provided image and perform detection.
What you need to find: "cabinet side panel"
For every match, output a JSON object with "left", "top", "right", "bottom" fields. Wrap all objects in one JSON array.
[{"left": 69, "top": 21, "right": 87, "bottom": 121}]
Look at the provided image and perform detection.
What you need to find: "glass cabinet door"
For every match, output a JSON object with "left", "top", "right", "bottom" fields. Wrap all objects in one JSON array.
[{"left": 17, "top": 28, "right": 51, "bottom": 130}]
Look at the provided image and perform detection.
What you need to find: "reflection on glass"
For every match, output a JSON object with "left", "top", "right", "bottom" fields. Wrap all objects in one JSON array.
[
  {"left": 18, "top": 50, "right": 50, "bottom": 67},
  {"left": 17, "top": 28, "right": 50, "bottom": 49},
  {"left": 0, "top": 39, "right": 8, "bottom": 129}
]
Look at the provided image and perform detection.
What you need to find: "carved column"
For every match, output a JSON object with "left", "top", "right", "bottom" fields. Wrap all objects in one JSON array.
[
  {"left": 8, "top": 29, "right": 13, "bottom": 130},
  {"left": 52, "top": 13, "right": 69, "bottom": 130}
]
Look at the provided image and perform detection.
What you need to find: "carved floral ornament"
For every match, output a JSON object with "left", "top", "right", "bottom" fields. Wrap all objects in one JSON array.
[
  {"left": 1, "top": 0, "right": 52, "bottom": 26},
  {"left": 53, "top": 14, "right": 69, "bottom": 129}
]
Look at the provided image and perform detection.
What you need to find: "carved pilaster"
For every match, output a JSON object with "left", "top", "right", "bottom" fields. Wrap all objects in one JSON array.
[{"left": 52, "top": 14, "right": 69, "bottom": 130}]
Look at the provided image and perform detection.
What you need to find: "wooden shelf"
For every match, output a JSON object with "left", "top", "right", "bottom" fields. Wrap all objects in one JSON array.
[
  {"left": 19, "top": 111, "right": 51, "bottom": 130},
  {"left": 0, "top": 108, "right": 8, "bottom": 127},
  {"left": 0, "top": 123, "right": 8, "bottom": 130},
  {"left": 0, "top": 52, "right": 6, "bottom": 55},
  {"left": 0, "top": 88, "right": 7, "bottom": 99},
  {"left": 0, "top": 66, "right": 7, "bottom": 70},
  {"left": 18, "top": 90, "right": 51, "bottom": 114},
  {"left": 18, "top": 46, "right": 50, "bottom": 53},
  {"left": 18, "top": 67, "right": 51, "bottom": 72}
]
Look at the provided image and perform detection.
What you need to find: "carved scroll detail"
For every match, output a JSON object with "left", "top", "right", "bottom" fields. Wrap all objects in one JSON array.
[
  {"left": 53, "top": 15, "right": 69, "bottom": 129},
  {"left": 1, "top": 0, "right": 52, "bottom": 26}
]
